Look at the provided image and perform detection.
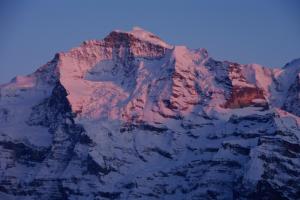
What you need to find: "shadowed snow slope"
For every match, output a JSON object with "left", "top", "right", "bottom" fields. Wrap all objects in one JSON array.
[{"left": 0, "top": 28, "right": 300, "bottom": 200}]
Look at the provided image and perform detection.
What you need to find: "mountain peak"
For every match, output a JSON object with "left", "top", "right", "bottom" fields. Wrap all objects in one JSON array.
[
  {"left": 1, "top": 28, "right": 300, "bottom": 199},
  {"left": 283, "top": 58, "right": 300, "bottom": 69},
  {"left": 110, "top": 27, "right": 173, "bottom": 49}
]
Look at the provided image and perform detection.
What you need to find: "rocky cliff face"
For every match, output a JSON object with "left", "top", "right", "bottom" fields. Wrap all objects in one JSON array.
[{"left": 0, "top": 27, "right": 299, "bottom": 200}]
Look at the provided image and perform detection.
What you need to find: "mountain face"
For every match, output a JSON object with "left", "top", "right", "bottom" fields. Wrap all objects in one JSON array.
[{"left": 0, "top": 27, "right": 300, "bottom": 200}]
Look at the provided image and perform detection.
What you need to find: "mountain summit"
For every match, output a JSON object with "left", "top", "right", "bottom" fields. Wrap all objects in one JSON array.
[
  {"left": 114, "top": 26, "right": 173, "bottom": 48},
  {"left": 0, "top": 28, "right": 299, "bottom": 199}
]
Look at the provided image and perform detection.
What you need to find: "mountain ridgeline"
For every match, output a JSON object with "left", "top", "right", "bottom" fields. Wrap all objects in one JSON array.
[{"left": 0, "top": 27, "right": 299, "bottom": 200}]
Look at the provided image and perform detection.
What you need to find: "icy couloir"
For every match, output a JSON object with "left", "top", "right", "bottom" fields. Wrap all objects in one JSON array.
[{"left": 0, "top": 27, "right": 299, "bottom": 200}]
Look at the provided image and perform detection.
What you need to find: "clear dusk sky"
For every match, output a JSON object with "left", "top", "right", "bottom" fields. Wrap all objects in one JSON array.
[{"left": 0, "top": 0, "right": 299, "bottom": 83}]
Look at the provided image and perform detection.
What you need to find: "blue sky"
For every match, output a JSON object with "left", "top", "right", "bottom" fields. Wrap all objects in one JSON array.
[{"left": 0, "top": 0, "right": 299, "bottom": 83}]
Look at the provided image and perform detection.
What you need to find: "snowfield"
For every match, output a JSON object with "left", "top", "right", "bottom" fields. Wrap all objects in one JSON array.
[{"left": 0, "top": 27, "right": 299, "bottom": 200}]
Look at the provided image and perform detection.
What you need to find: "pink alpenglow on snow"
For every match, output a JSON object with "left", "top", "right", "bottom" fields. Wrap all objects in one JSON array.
[{"left": 0, "top": 28, "right": 300, "bottom": 199}]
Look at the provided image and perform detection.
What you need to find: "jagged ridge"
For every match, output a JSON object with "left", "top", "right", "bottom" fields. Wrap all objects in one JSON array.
[{"left": 0, "top": 27, "right": 299, "bottom": 200}]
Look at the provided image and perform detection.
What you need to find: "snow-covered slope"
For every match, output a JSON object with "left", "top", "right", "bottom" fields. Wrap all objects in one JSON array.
[{"left": 0, "top": 27, "right": 299, "bottom": 200}]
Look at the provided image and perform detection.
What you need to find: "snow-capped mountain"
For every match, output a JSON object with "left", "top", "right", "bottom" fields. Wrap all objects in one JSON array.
[{"left": 0, "top": 27, "right": 299, "bottom": 200}]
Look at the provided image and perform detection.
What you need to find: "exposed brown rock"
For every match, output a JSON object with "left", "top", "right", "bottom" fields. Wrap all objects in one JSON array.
[{"left": 224, "top": 86, "right": 266, "bottom": 108}]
